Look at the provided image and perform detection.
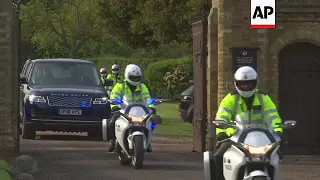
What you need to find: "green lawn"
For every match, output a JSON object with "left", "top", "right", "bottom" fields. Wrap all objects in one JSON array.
[{"left": 154, "top": 102, "right": 193, "bottom": 139}]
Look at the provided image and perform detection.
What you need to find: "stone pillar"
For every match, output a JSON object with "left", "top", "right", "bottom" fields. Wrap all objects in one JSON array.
[
  {"left": 0, "top": 0, "right": 19, "bottom": 161},
  {"left": 217, "top": 0, "right": 270, "bottom": 103},
  {"left": 206, "top": 0, "right": 218, "bottom": 151},
  {"left": 217, "top": 0, "right": 235, "bottom": 103}
]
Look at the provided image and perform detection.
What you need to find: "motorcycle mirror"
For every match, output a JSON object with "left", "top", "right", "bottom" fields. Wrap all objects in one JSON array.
[
  {"left": 108, "top": 99, "right": 121, "bottom": 105},
  {"left": 283, "top": 120, "right": 297, "bottom": 129},
  {"left": 212, "top": 120, "right": 229, "bottom": 129},
  {"left": 151, "top": 114, "right": 162, "bottom": 124},
  {"left": 153, "top": 99, "right": 162, "bottom": 105},
  {"left": 148, "top": 99, "right": 162, "bottom": 105}
]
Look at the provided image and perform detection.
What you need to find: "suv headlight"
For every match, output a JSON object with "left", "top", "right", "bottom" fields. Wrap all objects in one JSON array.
[
  {"left": 93, "top": 97, "right": 107, "bottom": 104},
  {"left": 29, "top": 95, "right": 46, "bottom": 103}
]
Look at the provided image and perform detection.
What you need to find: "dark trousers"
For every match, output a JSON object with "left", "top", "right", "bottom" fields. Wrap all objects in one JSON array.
[
  {"left": 109, "top": 112, "right": 120, "bottom": 140},
  {"left": 212, "top": 141, "right": 232, "bottom": 180}
]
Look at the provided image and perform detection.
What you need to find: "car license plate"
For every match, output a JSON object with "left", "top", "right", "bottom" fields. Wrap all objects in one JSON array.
[{"left": 59, "top": 109, "right": 82, "bottom": 115}]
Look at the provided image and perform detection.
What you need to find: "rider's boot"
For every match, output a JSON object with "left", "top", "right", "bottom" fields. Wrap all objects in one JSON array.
[
  {"left": 146, "top": 143, "right": 152, "bottom": 153},
  {"left": 108, "top": 139, "right": 115, "bottom": 152}
]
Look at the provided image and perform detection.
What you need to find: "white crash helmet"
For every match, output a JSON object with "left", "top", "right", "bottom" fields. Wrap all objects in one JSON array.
[
  {"left": 234, "top": 66, "right": 258, "bottom": 98},
  {"left": 124, "top": 64, "right": 142, "bottom": 86},
  {"left": 100, "top": 67, "right": 107, "bottom": 77},
  {"left": 111, "top": 64, "right": 119, "bottom": 74}
]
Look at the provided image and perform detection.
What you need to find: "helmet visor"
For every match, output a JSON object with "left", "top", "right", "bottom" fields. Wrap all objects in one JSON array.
[
  {"left": 129, "top": 75, "right": 141, "bottom": 82},
  {"left": 235, "top": 80, "right": 257, "bottom": 91},
  {"left": 112, "top": 68, "right": 119, "bottom": 72},
  {"left": 100, "top": 71, "right": 107, "bottom": 75}
]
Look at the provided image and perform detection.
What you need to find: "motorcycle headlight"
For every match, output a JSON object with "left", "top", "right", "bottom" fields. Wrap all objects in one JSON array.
[
  {"left": 93, "top": 97, "right": 107, "bottom": 104},
  {"left": 29, "top": 95, "right": 46, "bottom": 103},
  {"left": 243, "top": 144, "right": 274, "bottom": 155},
  {"left": 130, "top": 115, "right": 147, "bottom": 126}
]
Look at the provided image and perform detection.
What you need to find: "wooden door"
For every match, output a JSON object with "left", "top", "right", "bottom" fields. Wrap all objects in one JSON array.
[{"left": 279, "top": 42, "right": 320, "bottom": 154}]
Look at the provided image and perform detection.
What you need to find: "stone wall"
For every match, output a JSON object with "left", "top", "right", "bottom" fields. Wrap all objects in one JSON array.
[
  {"left": 207, "top": 0, "right": 320, "bottom": 110},
  {"left": 267, "top": 6, "right": 320, "bottom": 103},
  {"left": 0, "top": 0, "right": 19, "bottom": 161},
  {"left": 216, "top": 0, "right": 270, "bottom": 103},
  {"left": 205, "top": 1, "right": 320, "bottom": 148}
]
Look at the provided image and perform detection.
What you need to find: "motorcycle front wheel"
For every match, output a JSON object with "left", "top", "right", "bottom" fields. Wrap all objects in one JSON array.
[{"left": 132, "top": 135, "right": 144, "bottom": 169}]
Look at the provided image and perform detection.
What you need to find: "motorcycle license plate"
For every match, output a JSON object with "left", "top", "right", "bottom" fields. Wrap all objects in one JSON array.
[{"left": 132, "top": 122, "right": 144, "bottom": 126}]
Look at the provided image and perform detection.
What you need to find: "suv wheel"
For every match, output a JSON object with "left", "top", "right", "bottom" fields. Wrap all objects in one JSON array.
[
  {"left": 21, "top": 111, "right": 36, "bottom": 139},
  {"left": 187, "top": 109, "right": 194, "bottom": 123}
]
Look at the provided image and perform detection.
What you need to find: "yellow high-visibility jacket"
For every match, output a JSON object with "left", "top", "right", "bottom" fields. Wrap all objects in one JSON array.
[
  {"left": 110, "top": 81, "right": 155, "bottom": 109},
  {"left": 215, "top": 90, "right": 283, "bottom": 136},
  {"left": 106, "top": 74, "right": 123, "bottom": 90}
]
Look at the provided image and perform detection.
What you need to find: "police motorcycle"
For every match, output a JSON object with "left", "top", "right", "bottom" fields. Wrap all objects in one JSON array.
[
  {"left": 102, "top": 79, "right": 113, "bottom": 97},
  {"left": 203, "top": 111, "right": 297, "bottom": 180},
  {"left": 102, "top": 96, "right": 162, "bottom": 169}
]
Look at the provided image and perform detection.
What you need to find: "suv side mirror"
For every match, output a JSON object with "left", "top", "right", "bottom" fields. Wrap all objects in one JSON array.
[
  {"left": 20, "top": 76, "right": 27, "bottom": 84},
  {"left": 283, "top": 120, "right": 297, "bottom": 130}
]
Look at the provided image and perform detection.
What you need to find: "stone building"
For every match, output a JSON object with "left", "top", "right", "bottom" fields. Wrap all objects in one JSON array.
[
  {"left": 0, "top": 0, "right": 19, "bottom": 160},
  {"left": 206, "top": 0, "right": 320, "bottom": 154}
]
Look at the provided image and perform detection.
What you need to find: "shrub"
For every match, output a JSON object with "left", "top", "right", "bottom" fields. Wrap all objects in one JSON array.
[
  {"left": 164, "top": 63, "right": 193, "bottom": 99},
  {"left": 87, "top": 55, "right": 162, "bottom": 75},
  {"left": 145, "top": 56, "right": 192, "bottom": 98}
]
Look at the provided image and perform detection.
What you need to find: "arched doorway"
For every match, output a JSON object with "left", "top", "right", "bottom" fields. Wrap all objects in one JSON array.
[{"left": 279, "top": 42, "right": 320, "bottom": 155}]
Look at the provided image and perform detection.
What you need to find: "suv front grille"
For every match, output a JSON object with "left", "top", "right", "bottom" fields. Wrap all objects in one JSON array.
[{"left": 47, "top": 96, "right": 92, "bottom": 107}]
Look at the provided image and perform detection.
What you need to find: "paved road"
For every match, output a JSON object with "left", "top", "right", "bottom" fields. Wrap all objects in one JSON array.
[{"left": 20, "top": 132, "right": 320, "bottom": 180}]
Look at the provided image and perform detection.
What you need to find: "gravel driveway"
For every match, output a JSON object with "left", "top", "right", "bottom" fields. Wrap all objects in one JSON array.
[{"left": 19, "top": 132, "right": 320, "bottom": 180}]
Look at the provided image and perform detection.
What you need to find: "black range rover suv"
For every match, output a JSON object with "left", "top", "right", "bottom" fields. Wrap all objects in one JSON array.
[{"left": 19, "top": 59, "right": 112, "bottom": 139}]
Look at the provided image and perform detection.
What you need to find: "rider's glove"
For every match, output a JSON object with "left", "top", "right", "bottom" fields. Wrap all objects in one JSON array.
[
  {"left": 217, "top": 132, "right": 229, "bottom": 141},
  {"left": 111, "top": 106, "right": 121, "bottom": 112},
  {"left": 150, "top": 107, "right": 156, "bottom": 114}
]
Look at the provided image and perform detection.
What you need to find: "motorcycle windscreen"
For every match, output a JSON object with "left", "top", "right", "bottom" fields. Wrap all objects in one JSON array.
[
  {"left": 128, "top": 106, "right": 148, "bottom": 117},
  {"left": 234, "top": 111, "right": 274, "bottom": 147},
  {"left": 243, "top": 131, "right": 272, "bottom": 147}
]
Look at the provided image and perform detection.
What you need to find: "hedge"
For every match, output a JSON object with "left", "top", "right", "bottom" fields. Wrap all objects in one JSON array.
[
  {"left": 88, "top": 55, "right": 162, "bottom": 74},
  {"left": 87, "top": 55, "right": 193, "bottom": 98},
  {"left": 145, "top": 56, "right": 192, "bottom": 98}
]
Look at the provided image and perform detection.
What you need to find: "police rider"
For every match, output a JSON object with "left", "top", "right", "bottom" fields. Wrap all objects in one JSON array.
[
  {"left": 212, "top": 66, "right": 283, "bottom": 180},
  {"left": 107, "top": 64, "right": 156, "bottom": 153},
  {"left": 106, "top": 64, "right": 123, "bottom": 90},
  {"left": 100, "top": 67, "right": 108, "bottom": 84}
]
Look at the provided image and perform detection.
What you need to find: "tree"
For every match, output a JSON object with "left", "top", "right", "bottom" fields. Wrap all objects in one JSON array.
[
  {"left": 99, "top": 0, "right": 211, "bottom": 49},
  {"left": 19, "top": 0, "right": 105, "bottom": 58},
  {"left": 99, "top": 0, "right": 157, "bottom": 49}
]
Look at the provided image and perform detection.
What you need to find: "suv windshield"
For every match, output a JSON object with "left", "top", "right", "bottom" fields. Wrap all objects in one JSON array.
[
  {"left": 181, "top": 85, "right": 194, "bottom": 96},
  {"left": 30, "top": 61, "right": 102, "bottom": 87}
]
